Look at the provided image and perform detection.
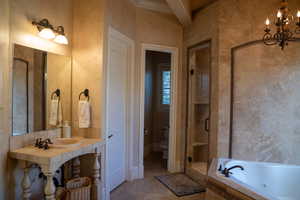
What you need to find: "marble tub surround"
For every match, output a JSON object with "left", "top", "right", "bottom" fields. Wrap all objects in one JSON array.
[
  {"left": 207, "top": 158, "right": 279, "bottom": 200},
  {"left": 10, "top": 137, "right": 105, "bottom": 200}
]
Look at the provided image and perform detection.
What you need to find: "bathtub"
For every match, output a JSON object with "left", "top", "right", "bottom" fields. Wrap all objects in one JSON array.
[{"left": 208, "top": 159, "right": 300, "bottom": 200}]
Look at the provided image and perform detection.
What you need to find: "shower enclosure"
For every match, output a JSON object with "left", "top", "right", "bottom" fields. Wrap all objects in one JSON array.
[{"left": 185, "top": 41, "right": 211, "bottom": 181}]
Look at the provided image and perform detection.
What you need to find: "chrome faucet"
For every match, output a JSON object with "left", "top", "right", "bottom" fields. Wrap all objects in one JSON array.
[
  {"left": 221, "top": 165, "right": 244, "bottom": 177},
  {"left": 35, "top": 138, "right": 53, "bottom": 150}
]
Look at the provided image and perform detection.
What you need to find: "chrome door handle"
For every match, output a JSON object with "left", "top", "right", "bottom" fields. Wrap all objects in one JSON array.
[{"left": 108, "top": 134, "right": 113, "bottom": 139}]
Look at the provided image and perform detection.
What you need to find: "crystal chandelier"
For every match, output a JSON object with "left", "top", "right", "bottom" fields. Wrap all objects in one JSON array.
[{"left": 263, "top": 0, "right": 300, "bottom": 50}]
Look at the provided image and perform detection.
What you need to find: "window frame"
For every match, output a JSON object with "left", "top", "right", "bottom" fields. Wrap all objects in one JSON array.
[{"left": 161, "top": 70, "right": 171, "bottom": 105}]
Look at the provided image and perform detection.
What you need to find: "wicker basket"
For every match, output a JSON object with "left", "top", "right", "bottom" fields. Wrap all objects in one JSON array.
[{"left": 65, "top": 177, "right": 91, "bottom": 200}]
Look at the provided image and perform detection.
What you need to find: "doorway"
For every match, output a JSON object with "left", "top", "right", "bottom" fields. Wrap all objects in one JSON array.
[
  {"left": 186, "top": 41, "right": 212, "bottom": 182},
  {"left": 139, "top": 44, "right": 180, "bottom": 178},
  {"left": 143, "top": 50, "right": 171, "bottom": 176}
]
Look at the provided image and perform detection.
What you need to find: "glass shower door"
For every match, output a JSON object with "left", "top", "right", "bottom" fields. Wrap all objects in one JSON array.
[{"left": 186, "top": 42, "right": 211, "bottom": 178}]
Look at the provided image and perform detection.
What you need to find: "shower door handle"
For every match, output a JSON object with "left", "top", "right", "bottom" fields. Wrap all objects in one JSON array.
[{"left": 205, "top": 118, "right": 210, "bottom": 132}]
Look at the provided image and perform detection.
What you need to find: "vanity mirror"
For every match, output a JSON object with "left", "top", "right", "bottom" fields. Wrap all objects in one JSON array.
[{"left": 12, "top": 44, "right": 71, "bottom": 136}]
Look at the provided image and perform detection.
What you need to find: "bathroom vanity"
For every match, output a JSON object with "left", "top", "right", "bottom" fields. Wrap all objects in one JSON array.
[
  {"left": 10, "top": 135, "right": 105, "bottom": 200},
  {"left": 9, "top": 43, "right": 107, "bottom": 199}
]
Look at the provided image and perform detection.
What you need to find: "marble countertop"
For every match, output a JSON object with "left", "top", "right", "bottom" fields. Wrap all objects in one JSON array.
[{"left": 10, "top": 137, "right": 105, "bottom": 172}]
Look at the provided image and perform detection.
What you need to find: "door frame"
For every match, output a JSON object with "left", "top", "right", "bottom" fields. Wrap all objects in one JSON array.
[
  {"left": 104, "top": 27, "right": 135, "bottom": 197},
  {"left": 139, "top": 44, "right": 180, "bottom": 177},
  {"left": 185, "top": 40, "right": 212, "bottom": 174}
]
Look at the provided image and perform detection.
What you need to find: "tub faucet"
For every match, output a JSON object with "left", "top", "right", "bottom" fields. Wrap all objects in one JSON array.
[{"left": 222, "top": 165, "right": 244, "bottom": 177}]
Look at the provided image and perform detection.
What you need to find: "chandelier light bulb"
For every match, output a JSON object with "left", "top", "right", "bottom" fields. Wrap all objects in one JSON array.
[
  {"left": 263, "top": 1, "right": 300, "bottom": 50},
  {"left": 277, "top": 10, "right": 282, "bottom": 18},
  {"left": 265, "top": 18, "right": 270, "bottom": 26}
]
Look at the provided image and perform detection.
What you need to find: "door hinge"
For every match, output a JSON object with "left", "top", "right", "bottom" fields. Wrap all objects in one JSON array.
[
  {"left": 188, "top": 156, "right": 192, "bottom": 163},
  {"left": 190, "top": 69, "right": 194, "bottom": 75}
]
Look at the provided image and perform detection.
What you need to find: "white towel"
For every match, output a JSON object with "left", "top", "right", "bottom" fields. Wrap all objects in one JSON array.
[
  {"left": 58, "top": 100, "right": 63, "bottom": 127},
  {"left": 78, "top": 100, "right": 90, "bottom": 128},
  {"left": 49, "top": 99, "right": 63, "bottom": 126}
]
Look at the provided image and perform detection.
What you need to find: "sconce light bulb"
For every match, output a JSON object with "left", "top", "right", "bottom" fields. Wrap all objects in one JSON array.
[
  {"left": 277, "top": 10, "right": 282, "bottom": 18},
  {"left": 297, "top": 10, "right": 300, "bottom": 18},
  {"left": 265, "top": 18, "right": 270, "bottom": 25},
  {"left": 38, "top": 28, "right": 55, "bottom": 40},
  {"left": 54, "top": 34, "right": 68, "bottom": 45}
]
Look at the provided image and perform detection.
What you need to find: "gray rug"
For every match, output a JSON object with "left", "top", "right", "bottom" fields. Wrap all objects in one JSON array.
[{"left": 155, "top": 173, "right": 206, "bottom": 197}]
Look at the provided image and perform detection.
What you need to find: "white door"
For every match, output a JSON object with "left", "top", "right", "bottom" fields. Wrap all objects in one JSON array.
[{"left": 106, "top": 30, "right": 129, "bottom": 192}]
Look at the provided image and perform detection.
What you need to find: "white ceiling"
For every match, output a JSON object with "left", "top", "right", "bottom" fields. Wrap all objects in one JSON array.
[
  {"left": 131, "top": 0, "right": 217, "bottom": 13},
  {"left": 130, "top": 0, "right": 217, "bottom": 26},
  {"left": 130, "top": 0, "right": 172, "bottom": 13}
]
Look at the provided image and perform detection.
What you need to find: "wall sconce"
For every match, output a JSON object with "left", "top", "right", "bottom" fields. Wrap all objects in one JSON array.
[
  {"left": 32, "top": 19, "right": 55, "bottom": 39},
  {"left": 32, "top": 18, "right": 69, "bottom": 45},
  {"left": 54, "top": 26, "right": 68, "bottom": 45}
]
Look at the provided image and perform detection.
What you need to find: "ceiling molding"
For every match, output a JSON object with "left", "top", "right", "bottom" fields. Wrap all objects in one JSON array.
[
  {"left": 191, "top": 0, "right": 218, "bottom": 18},
  {"left": 130, "top": 0, "right": 173, "bottom": 14},
  {"left": 165, "top": 0, "right": 192, "bottom": 26}
]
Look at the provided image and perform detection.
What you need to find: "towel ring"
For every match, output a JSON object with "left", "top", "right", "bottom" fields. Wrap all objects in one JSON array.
[
  {"left": 51, "top": 89, "right": 60, "bottom": 100},
  {"left": 79, "top": 89, "right": 89, "bottom": 101}
]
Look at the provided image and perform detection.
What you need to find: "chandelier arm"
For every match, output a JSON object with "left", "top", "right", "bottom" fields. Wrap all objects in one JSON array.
[
  {"left": 263, "top": 32, "right": 278, "bottom": 45},
  {"left": 262, "top": 0, "right": 300, "bottom": 50},
  {"left": 295, "top": 26, "right": 300, "bottom": 34}
]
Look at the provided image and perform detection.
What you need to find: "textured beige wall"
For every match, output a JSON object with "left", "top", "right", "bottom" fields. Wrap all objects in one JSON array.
[
  {"left": 106, "top": 0, "right": 136, "bottom": 40},
  {"left": 218, "top": 0, "right": 300, "bottom": 159},
  {"left": 72, "top": 0, "right": 106, "bottom": 138},
  {"left": 232, "top": 42, "right": 300, "bottom": 165},
  {"left": 0, "top": 0, "right": 11, "bottom": 199}
]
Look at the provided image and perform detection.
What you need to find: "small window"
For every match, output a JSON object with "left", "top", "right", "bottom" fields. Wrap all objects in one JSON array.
[{"left": 162, "top": 70, "right": 171, "bottom": 105}]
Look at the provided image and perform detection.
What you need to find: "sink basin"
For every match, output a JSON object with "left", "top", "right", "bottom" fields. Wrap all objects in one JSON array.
[{"left": 50, "top": 138, "right": 81, "bottom": 148}]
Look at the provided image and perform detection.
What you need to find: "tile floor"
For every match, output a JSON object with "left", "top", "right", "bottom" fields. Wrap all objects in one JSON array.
[{"left": 111, "top": 153, "right": 206, "bottom": 200}]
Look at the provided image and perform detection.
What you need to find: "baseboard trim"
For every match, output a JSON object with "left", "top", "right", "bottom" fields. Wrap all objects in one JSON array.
[
  {"left": 138, "top": 164, "right": 144, "bottom": 179},
  {"left": 129, "top": 166, "right": 140, "bottom": 180},
  {"left": 177, "top": 160, "right": 184, "bottom": 172},
  {"left": 103, "top": 187, "right": 109, "bottom": 200},
  {"left": 169, "top": 160, "right": 183, "bottom": 173}
]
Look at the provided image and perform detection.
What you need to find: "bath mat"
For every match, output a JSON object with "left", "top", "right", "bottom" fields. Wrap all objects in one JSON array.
[{"left": 155, "top": 173, "right": 205, "bottom": 197}]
